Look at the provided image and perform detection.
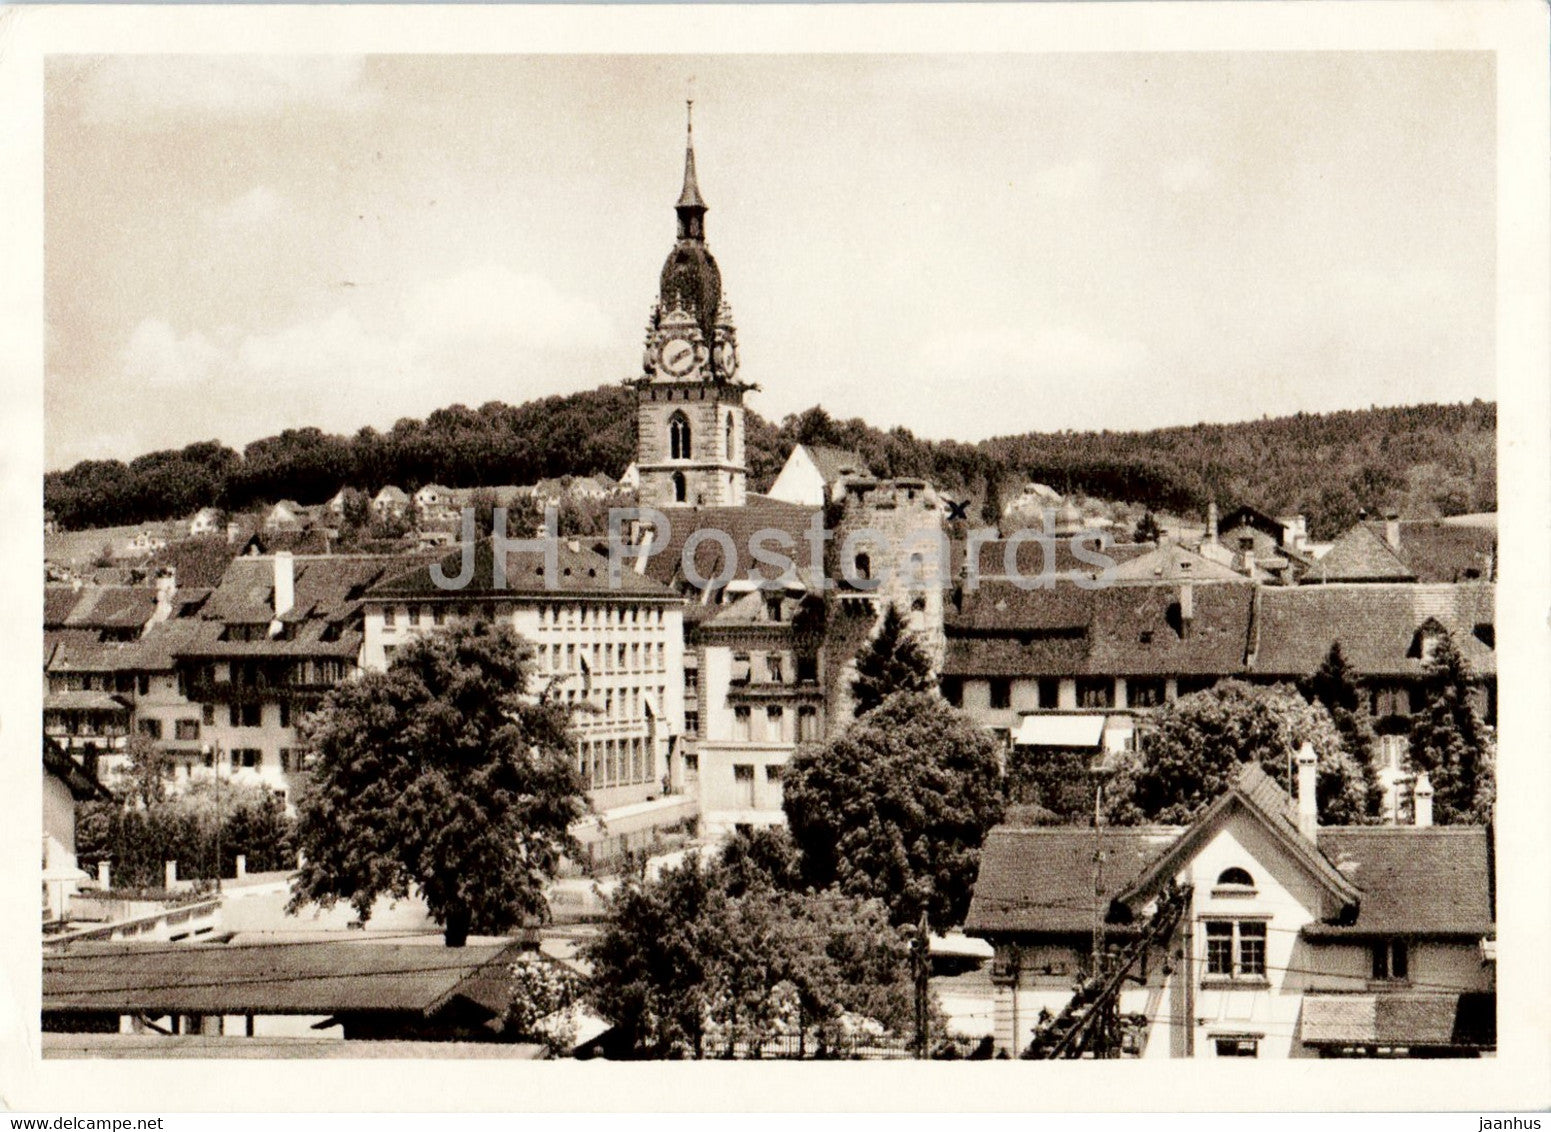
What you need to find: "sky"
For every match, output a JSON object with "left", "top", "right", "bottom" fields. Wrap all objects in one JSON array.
[{"left": 43, "top": 52, "right": 1495, "bottom": 470}]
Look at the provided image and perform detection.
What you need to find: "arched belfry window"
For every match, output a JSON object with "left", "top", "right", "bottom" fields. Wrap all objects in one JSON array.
[
  {"left": 669, "top": 412, "right": 691, "bottom": 461},
  {"left": 672, "top": 472, "right": 687, "bottom": 503},
  {"left": 725, "top": 413, "right": 735, "bottom": 460}
]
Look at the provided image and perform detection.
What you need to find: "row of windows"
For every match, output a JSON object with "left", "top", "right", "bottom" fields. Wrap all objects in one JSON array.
[
  {"left": 944, "top": 676, "right": 1200, "bottom": 712},
  {"left": 538, "top": 604, "right": 666, "bottom": 631},
  {"left": 558, "top": 684, "right": 667, "bottom": 726},
  {"left": 730, "top": 704, "right": 821, "bottom": 744},
  {"left": 580, "top": 736, "right": 656, "bottom": 791},
  {"left": 136, "top": 718, "right": 203, "bottom": 742},
  {"left": 541, "top": 640, "right": 668, "bottom": 676},
  {"left": 196, "top": 747, "right": 308, "bottom": 773},
  {"left": 730, "top": 651, "right": 819, "bottom": 686},
  {"left": 381, "top": 603, "right": 668, "bottom": 631}
]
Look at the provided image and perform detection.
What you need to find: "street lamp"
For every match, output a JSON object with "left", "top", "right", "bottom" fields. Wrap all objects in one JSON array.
[{"left": 201, "top": 740, "right": 223, "bottom": 893}]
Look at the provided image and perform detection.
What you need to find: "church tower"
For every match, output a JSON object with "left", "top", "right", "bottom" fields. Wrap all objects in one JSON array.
[{"left": 635, "top": 104, "right": 752, "bottom": 509}]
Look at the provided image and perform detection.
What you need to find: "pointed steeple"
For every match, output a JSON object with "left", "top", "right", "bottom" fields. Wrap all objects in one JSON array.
[{"left": 675, "top": 100, "right": 707, "bottom": 239}]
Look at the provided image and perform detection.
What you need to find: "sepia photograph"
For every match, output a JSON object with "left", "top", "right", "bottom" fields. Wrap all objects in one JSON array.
[{"left": 4, "top": 1, "right": 1549, "bottom": 1115}]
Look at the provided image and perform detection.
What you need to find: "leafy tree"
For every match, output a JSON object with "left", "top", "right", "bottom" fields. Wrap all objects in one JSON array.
[
  {"left": 585, "top": 851, "right": 925, "bottom": 1059},
  {"left": 339, "top": 487, "right": 371, "bottom": 530},
  {"left": 782, "top": 691, "right": 1005, "bottom": 929},
  {"left": 289, "top": 620, "right": 587, "bottom": 945},
  {"left": 584, "top": 853, "right": 727, "bottom": 1058},
  {"left": 113, "top": 733, "right": 172, "bottom": 808},
  {"left": 1132, "top": 511, "right": 1162, "bottom": 545},
  {"left": 718, "top": 825, "right": 805, "bottom": 897},
  {"left": 1299, "top": 641, "right": 1384, "bottom": 817},
  {"left": 849, "top": 604, "right": 936, "bottom": 718},
  {"left": 1104, "top": 680, "right": 1373, "bottom": 826},
  {"left": 76, "top": 779, "right": 295, "bottom": 888},
  {"left": 1408, "top": 633, "right": 1495, "bottom": 823}
]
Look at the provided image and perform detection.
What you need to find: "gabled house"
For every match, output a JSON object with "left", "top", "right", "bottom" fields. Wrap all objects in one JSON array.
[
  {"left": 263, "top": 500, "right": 308, "bottom": 533},
  {"left": 188, "top": 507, "right": 224, "bottom": 538},
  {"left": 1307, "top": 517, "right": 1497, "bottom": 585},
  {"left": 43, "top": 738, "right": 112, "bottom": 922},
  {"left": 965, "top": 759, "right": 1495, "bottom": 1058},
  {"left": 371, "top": 486, "right": 411, "bottom": 519},
  {"left": 765, "top": 444, "right": 871, "bottom": 508}
]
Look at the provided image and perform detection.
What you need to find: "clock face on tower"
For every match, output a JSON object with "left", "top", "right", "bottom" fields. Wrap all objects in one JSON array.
[
  {"left": 659, "top": 337, "right": 697, "bottom": 377},
  {"left": 714, "top": 341, "right": 738, "bottom": 377}
]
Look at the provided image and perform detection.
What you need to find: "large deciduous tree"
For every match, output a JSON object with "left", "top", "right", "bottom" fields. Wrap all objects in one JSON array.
[
  {"left": 1407, "top": 633, "right": 1495, "bottom": 824},
  {"left": 289, "top": 620, "right": 586, "bottom": 946},
  {"left": 849, "top": 604, "right": 937, "bottom": 718},
  {"left": 1105, "top": 679, "right": 1373, "bottom": 826},
  {"left": 782, "top": 691, "right": 1005, "bottom": 929}
]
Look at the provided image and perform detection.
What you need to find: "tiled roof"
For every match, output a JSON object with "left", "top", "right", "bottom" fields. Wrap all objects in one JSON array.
[
  {"left": 943, "top": 580, "right": 1255, "bottom": 678},
  {"left": 1253, "top": 583, "right": 1495, "bottom": 678},
  {"left": 803, "top": 445, "right": 870, "bottom": 483},
  {"left": 44, "top": 691, "right": 130, "bottom": 713},
  {"left": 1088, "top": 583, "right": 1255, "bottom": 677},
  {"left": 948, "top": 538, "right": 1151, "bottom": 584},
  {"left": 964, "top": 826, "right": 1182, "bottom": 935},
  {"left": 1311, "top": 827, "right": 1494, "bottom": 936},
  {"left": 1300, "top": 992, "right": 1495, "bottom": 1049},
  {"left": 46, "top": 585, "right": 159, "bottom": 631},
  {"left": 369, "top": 539, "right": 678, "bottom": 601},
  {"left": 1361, "top": 520, "right": 1497, "bottom": 583},
  {"left": 44, "top": 941, "right": 524, "bottom": 1019},
  {"left": 145, "top": 538, "right": 238, "bottom": 588},
  {"left": 641, "top": 495, "right": 821, "bottom": 589},
  {"left": 1306, "top": 525, "right": 1415, "bottom": 583},
  {"left": 1109, "top": 544, "right": 1246, "bottom": 585}
]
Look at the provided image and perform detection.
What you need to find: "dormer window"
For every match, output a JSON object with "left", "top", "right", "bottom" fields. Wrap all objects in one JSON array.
[{"left": 1213, "top": 867, "right": 1257, "bottom": 896}]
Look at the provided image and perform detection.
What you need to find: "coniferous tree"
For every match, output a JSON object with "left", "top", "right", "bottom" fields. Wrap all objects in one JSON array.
[
  {"left": 1407, "top": 633, "right": 1495, "bottom": 824},
  {"left": 1132, "top": 511, "right": 1163, "bottom": 545},
  {"left": 849, "top": 604, "right": 936, "bottom": 718},
  {"left": 1300, "top": 641, "right": 1385, "bottom": 817}
]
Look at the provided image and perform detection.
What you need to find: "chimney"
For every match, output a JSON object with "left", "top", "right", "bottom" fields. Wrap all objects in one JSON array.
[
  {"left": 273, "top": 551, "right": 295, "bottom": 618},
  {"left": 1206, "top": 501, "right": 1219, "bottom": 543},
  {"left": 1384, "top": 511, "right": 1401, "bottom": 550},
  {"left": 1296, "top": 742, "right": 1318, "bottom": 841},
  {"left": 1179, "top": 582, "right": 1194, "bottom": 640},
  {"left": 97, "top": 860, "right": 110, "bottom": 889},
  {"left": 153, "top": 571, "right": 177, "bottom": 624},
  {"left": 164, "top": 860, "right": 178, "bottom": 890},
  {"left": 1413, "top": 772, "right": 1434, "bottom": 828}
]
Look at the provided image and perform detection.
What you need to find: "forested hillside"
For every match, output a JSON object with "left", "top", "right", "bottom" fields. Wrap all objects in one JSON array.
[{"left": 45, "top": 389, "right": 1495, "bottom": 540}]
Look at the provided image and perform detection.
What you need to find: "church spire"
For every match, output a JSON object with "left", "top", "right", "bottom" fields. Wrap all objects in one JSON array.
[{"left": 675, "top": 100, "right": 707, "bottom": 238}]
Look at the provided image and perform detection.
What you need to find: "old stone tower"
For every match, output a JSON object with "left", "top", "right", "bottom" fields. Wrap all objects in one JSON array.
[{"left": 634, "top": 105, "right": 752, "bottom": 510}]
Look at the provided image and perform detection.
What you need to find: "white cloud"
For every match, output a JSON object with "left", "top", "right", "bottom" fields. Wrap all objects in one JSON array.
[
  {"left": 1032, "top": 158, "right": 1102, "bottom": 201},
  {"left": 237, "top": 308, "right": 408, "bottom": 392},
  {"left": 119, "top": 319, "right": 224, "bottom": 388},
  {"left": 404, "top": 264, "right": 613, "bottom": 355},
  {"left": 1160, "top": 158, "right": 1215, "bottom": 193},
  {"left": 77, "top": 56, "right": 374, "bottom": 126},
  {"left": 105, "top": 264, "right": 617, "bottom": 449},
  {"left": 204, "top": 185, "right": 285, "bottom": 232},
  {"left": 913, "top": 324, "right": 1148, "bottom": 382}
]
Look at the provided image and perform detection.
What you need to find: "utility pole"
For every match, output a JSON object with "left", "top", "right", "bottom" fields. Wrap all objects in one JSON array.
[
  {"left": 912, "top": 911, "right": 930, "bottom": 1059},
  {"left": 204, "top": 740, "right": 224, "bottom": 893}
]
